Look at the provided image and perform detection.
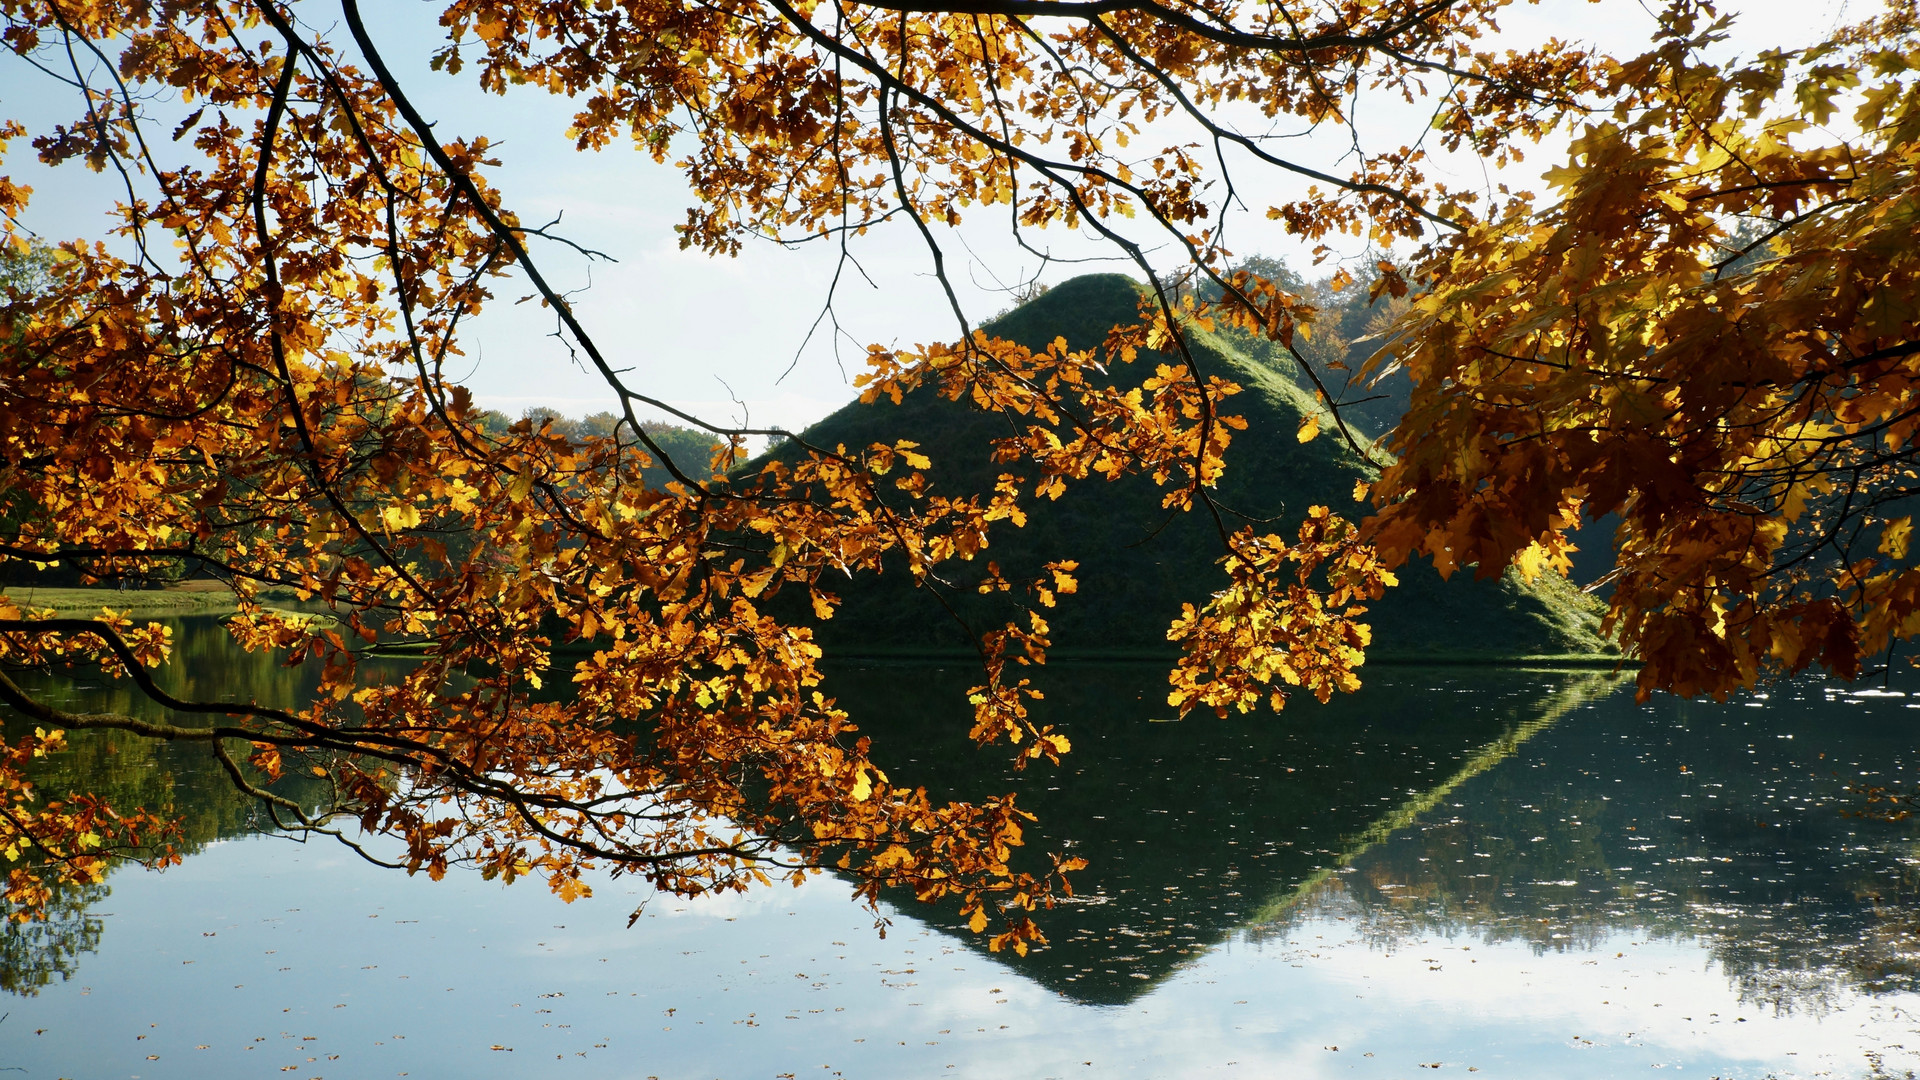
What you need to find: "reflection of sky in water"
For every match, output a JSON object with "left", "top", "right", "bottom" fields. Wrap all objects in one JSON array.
[
  {"left": 6, "top": 838, "right": 1918, "bottom": 1079},
  {"left": 8, "top": 637, "right": 1920, "bottom": 1077}
]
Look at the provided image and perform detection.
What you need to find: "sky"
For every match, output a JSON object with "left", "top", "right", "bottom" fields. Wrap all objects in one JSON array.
[{"left": 0, "top": 0, "right": 1877, "bottom": 437}]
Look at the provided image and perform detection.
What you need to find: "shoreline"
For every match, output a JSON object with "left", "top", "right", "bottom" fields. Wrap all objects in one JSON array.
[
  {"left": 7, "top": 587, "right": 1629, "bottom": 668},
  {"left": 817, "top": 647, "right": 1632, "bottom": 669}
]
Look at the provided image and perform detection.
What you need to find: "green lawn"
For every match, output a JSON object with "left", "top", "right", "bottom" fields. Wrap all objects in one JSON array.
[{"left": 2, "top": 585, "right": 246, "bottom": 617}]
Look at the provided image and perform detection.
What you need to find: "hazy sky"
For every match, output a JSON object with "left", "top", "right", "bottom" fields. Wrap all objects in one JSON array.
[{"left": 0, "top": 0, "right": 1870, "bottom": 436}]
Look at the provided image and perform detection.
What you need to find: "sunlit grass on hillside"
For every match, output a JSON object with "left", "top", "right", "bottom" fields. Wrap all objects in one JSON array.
[{"left": 768, "top": 273, "right": 1614, "bottom": 663}]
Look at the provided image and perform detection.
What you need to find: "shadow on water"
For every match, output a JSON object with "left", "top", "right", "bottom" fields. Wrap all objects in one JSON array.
[{"left": 10, "top": 616, "right": 1920, "bottom": 1023}]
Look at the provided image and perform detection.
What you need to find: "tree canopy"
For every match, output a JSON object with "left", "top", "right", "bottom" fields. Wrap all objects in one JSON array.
[
  {"left": 0, "top": 0, "right": 1914, "bottom": 946},
  {"left": 1368, "top": 3, "right": 1920, "bottom": 699}
]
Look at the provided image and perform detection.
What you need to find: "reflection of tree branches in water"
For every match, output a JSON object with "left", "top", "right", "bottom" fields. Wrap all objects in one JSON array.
[
  {"left": 0, "top": 718, "right": 338, "bottom": 993},
  {"left": 0, "top": 876, "right": 105, "bottom": 997},
  {"left": 6, "top": 620, "right": 375, "bottom": 840}
]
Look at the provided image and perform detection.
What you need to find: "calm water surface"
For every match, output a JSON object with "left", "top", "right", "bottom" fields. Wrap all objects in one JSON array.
[{"left": 6, "top": 618, "right": 1920, "bottom": 1078}]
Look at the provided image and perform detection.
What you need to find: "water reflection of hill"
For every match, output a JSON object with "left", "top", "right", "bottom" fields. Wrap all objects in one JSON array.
[
  {"left": 8, "top": 620, "right": 1604, "bottom": 1002},
  {"left": 1248, "top": 682, "right": 1920, "bottom": 1016},
  {"left": 828, "top": 662, "right": 1623, "bottom": 1005},
  {"left": 839, "top": 665, "right": 1920, "bottom": 1012}
]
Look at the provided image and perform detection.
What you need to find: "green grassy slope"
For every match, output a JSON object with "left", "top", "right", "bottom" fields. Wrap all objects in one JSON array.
[
  {"left": 1, "top": 585, "right": 246, "bottom": 616},
  {"left": 777, "top": 274, "right": 1611, "bottom": 661}
]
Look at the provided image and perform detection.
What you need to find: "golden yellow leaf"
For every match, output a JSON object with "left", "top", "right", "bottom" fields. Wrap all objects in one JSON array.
[
  {"left": 1513, "top": 541, "right": 1551, "bottom": 583},
  {"left": 1882, "top": 516, "right": 1912, "bottom": 561}
]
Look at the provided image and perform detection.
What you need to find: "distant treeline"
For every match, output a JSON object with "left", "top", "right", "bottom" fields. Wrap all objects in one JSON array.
[
  {"left": 0, "top": 407, "right": 726, "bottom": 590},
  {"left": 493, "top": 408, "right": 728, "bottom": 490}
]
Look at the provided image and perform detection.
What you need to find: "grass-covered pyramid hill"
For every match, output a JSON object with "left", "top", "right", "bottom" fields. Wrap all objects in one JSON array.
[{"left": 774, "top": 274, "right": 1611, "bottom": 662}]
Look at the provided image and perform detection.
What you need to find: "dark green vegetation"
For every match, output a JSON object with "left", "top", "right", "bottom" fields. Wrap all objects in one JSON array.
[{"left": 783, "top": 274, "right": 1611, "bottom": 661}]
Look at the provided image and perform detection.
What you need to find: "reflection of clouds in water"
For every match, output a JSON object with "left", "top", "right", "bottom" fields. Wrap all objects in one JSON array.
[
  {"left": 1245, "top": 824, "right": 1920, "bottom": 1023},
  {"left": 1212, "top": 916, "right": 1920, "bottom": 1077},
  {"left": 21, "top": 831, "right": 1916, "bottom": 1080},
  {"left": 635, "top": 880, "right": 805, "bottom": 921},
  {"left": 1271, "top": 880, "right": 1864, "bottom": 1021},
  {"left": 927, "top": 910, "right": 1920, "bottom": 1078}
]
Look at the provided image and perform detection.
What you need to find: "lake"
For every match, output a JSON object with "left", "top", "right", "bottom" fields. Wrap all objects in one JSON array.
[{"left": 6, "top": 617, "right": 1920, "bottom": 1078}]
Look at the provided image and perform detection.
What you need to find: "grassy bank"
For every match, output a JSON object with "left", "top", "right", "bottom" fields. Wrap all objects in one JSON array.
[{"left": 2, "top": 584, "right": 249, "bottom": 616}]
